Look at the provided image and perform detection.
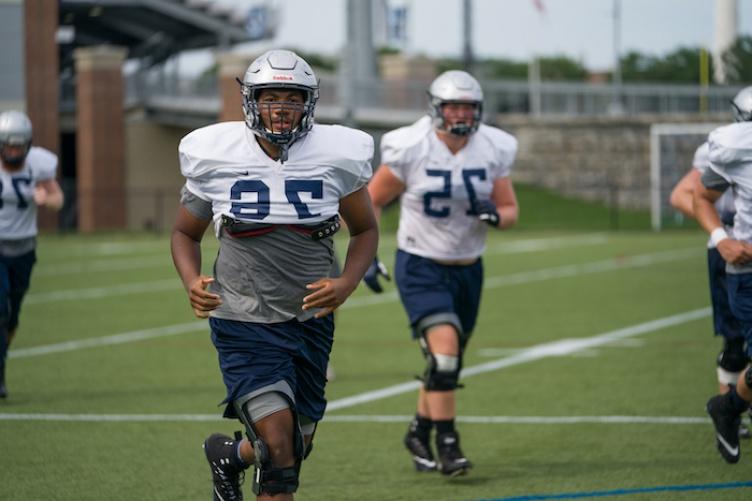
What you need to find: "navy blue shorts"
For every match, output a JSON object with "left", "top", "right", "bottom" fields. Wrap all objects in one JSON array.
[
  {"left": 209, "top": 315, "right": 334, "bottom": 422},
  {"left": 0, "top": 249, "right": 36, "bottom": 332},
  {"left": 725, "top": 272, "right": 752, "bottom": 357},
  {"left": 394, "top": 249, "right": 483, "bottom": 340},
  {"left": 707, "top": 248, "right": 743, "bottom": 340}
]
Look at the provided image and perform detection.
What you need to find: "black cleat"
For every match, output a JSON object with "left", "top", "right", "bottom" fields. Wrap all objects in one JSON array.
[
  {"left": 707, "top": 395, "right": 742, "bottom": 464},
  {"left": 403, "top": 430, "right": 437, "bottom": 472},
  {"left": 204, "top": 433, "right": 245, "bottom": 501},
  {"left": 435, "top": 431, "right": 472, "bottom": 476},
  {"left": 0, "top": 382, "right": 5, "bottom": 399}
]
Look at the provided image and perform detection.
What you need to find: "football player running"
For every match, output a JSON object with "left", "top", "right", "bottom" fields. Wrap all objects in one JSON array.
[
  {"left": 695, "top": 87, "right": 752, "bottom": 465},
  {"left": 670, "top": 89, "right": 752, "bottom": 439},
  {"left": 364, "top": 70, "right": 519, "bottom": 476},
  {"left": 171, "top": 50, "right": 377, "bottom": 500},
  {"left": 0, "top": 110, "right": 63, "bottom": 399}
]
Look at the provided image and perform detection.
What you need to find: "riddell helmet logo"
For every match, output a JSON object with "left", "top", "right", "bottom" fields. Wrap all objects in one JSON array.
[{"left": 273, "top": 75, "right": 294, "bottom": 81}]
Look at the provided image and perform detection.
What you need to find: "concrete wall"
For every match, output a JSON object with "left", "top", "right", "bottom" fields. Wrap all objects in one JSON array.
[
  {"left": 498, "top": 113, "right": 726, "bottom": 209},
  {"left": 121, "top": 112, "right": 727, "bottom": 232},
  {"left": 124, "top": 116, "right": 190, "bottom": 231}
]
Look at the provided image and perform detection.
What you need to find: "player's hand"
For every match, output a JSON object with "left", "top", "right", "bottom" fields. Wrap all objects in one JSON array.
[
  {"left": 188, "top": 276, "right": 222, "bottom": 319},
  {"left": 33, "top": 186, "right": 48, "bottom": 206},
  {"left": 303, "top": 277, "right": 353, "bottom": 318},
  {"left": 362, "top": 257, "right": 391, "bottom": 293},
  {"left": 473, "top": 199, "right": 500, "bottom": 227},
  {"left": 717, "top": 239, "right": 752, "bottom": 265}
]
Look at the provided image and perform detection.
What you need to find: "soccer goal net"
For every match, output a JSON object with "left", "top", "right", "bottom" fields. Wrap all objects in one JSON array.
[{"left": 649, "top": 123, "right": 724, "bottom": 231}]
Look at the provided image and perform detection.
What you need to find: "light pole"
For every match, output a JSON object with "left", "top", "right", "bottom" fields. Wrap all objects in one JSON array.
[{"left": 609, "top": 0, "right": 624, "bottom": 115}]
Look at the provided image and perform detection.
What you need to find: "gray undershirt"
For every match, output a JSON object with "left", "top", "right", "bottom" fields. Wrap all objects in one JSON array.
[{"left": 181, "top": 188, "right": 336, "bottom": 323}]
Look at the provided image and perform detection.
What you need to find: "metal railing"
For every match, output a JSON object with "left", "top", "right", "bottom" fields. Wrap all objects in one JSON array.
[{"left": 57, "top": 67, "right": 743, "bottom": 124}]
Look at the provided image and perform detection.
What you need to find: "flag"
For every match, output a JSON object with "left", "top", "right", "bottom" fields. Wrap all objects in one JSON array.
[{"left": 387, "top": 6, "right": 408, "bottom": 45}]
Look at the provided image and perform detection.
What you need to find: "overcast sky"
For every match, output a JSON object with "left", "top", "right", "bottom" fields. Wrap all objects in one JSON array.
[{"left": 198, "top": 0, "right": 752, "bottom": 72}]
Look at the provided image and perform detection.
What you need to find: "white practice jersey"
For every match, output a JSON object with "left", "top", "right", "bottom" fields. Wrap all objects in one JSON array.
[
  {"left": 693, "top": 142, "right": 735, "bottom": 249},
  {"left": 381, "top": 116, "right": 517, "bottom": 260},
  {"left": 0, "top": 146, "right": 57, "bottom": 239},
  {"left": 708, "top": 122, "right": 752, "bottom": 272},
  {"left": 180, "top": 122, "right": 373, "bottom": 233}
]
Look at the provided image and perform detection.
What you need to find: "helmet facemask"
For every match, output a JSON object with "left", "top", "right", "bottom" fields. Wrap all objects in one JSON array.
[
  {"left": 0, "top": 139, "right": 31, "bottom": 168},
  {"left": 239, "top": 50, "right": 319, "bottom": 163},
  {"left": 427, "top": 70, "right": 484, "bottom": 137},
  {"left": 240, "top": 83, "right": 317, "bottom": 162},
  {"left": 0, "top": 110, "right": 33, "bottom": 168},
  {"left": 429, "top": 96, "right": 483, "bottom": 136}
]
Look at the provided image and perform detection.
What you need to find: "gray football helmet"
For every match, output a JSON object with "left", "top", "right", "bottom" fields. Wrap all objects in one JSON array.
[
  {"left": 0, "top": 110, "right": 32, "bottom": 166},
  {"left": 731, "top": 86, "right": 752, "bottom": 122},
  {"left": 428, "top": 70, "right": 483, "bottom": 136},
  {"left": 239, "top": 50, "right": 318, "bottom": 161}
]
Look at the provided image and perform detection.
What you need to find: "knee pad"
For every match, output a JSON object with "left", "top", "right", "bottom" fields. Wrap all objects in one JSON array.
[
  {"left": 233, "top": 382, "right": 306, "bottom": 496},
  {"left": 417, "top": 324, "right": 463, "bottom": 391},
  {"left": 717, "top": 337, "right": 748, "bottom": 373}
]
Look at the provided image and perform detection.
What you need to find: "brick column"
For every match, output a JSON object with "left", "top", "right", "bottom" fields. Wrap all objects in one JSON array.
[
  {"left": 218, "top": 53, "right": 252, "bottom": 122},
  {"left": 74, "top": 46, "right": 127, "bottom": 232},
  {"left": 24, "top": 0, "right": 59, "bottom": 230}
]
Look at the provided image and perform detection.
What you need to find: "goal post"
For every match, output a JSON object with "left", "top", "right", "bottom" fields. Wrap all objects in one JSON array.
[{"left": 649, "top": 123, "right": 724, "bottom": 231}]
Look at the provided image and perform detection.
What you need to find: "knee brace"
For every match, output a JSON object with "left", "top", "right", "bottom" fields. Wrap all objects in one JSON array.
[
  {"left": 234, "top": 382, "right": 306, "bottom": 496},
  {"left": 717, "top": 338, "right": 748, "bottom": 385},
  {"left": 419, "top": 331, "right": 462, "bottom": 391}
]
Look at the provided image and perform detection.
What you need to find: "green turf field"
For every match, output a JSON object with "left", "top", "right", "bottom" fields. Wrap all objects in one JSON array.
[{"left": 1, "top": 224, "right": 751, "bottom": 500}]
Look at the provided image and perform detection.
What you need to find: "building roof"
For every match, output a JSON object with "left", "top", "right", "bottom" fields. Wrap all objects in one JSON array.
[{"left": 59, "top": 0, "right": 257, "bottom": 70}]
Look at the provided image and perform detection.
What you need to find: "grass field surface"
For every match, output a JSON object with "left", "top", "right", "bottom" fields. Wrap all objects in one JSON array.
[{"left": 1, "top": 222, "right": 751, "bottom": 500}]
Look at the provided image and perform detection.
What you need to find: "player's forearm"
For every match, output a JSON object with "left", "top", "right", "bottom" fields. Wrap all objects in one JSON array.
[
  {"left": 498, "top": 204, "right": 518, "bottom": 229},
  {"left": 669, "top": 188, "right": 694, "bottom": 218},
  {"left": 170, "top": 230, "right": 203, "bottom": 290},
  {"left": 340, "top": 227, "right": 379, "bottom": 294},
  {"left": 693, "top": 196, "right": 723, "bottom": 234}
]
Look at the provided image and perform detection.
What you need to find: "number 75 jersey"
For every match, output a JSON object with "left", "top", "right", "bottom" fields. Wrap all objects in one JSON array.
[
  {"left": 381, "top": 116, "right": 518, "bottom": 261},
  {"left": 179, "top": 122, "right": 373, "bottom": 233}
]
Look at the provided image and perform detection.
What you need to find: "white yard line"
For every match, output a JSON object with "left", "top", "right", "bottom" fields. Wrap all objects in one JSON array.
[
  {"left": 24, "top": 247, "right": 699, "bottom": 306},
  {"left": 344, "top": 247, "right": 700, "bottom": 309},
  {"left": 34, "top": 256, "right": 170, "bottom": 277},
  {"left": 24, "top": 278, "right": 179, "bottom": 304},
  {"left": 1, "top": 308, "right": 711, "bottom": 423},
  {"left": 0, "top": 413, "right": 709, "bottom": 424},
  {"left": 36, "top": 233, "right": 607, "bottom": 277},
  {"left": 8, "top": 321, "right": 206, "bottom": 359},
  {"left": 13, "top": 247, "right": 703, "bottom": 359},
  {"left": 325, "top": 307, "right": 710, "bottom": 411}
]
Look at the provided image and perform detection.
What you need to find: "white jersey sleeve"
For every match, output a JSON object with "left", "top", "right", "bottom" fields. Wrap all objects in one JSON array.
[
  {"left": 693, "top": 142, "right": 710, "bottom": 172},
  {"left": 380, "top": 116, "right": 432, "bottom": 182},
  {"left": 28, "top": 147, "right": 58, "bottom": 181},
  {"left": 382, "top": 121, "right": 518, "bottom": 261},
  {"left": 475, "top": 124, "right": 518, "bottom": 179},
  {"left": 693, "top": 141, "right": 734, "bottom": 248},
  {"left": 708, "top": 122, "right": 752, "bottom": 262}
]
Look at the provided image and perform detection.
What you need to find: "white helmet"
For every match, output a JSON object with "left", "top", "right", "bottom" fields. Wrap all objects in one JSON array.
[
  {"left": 0, "top": 110, "right": 33, "bottom": 166},
  {"left": 731, "top": 86, "right": 752, "bottom": 122},
  {"left": 428, "top": 70, "right": 483, "bottom": 136},
  {"left": 239, "top": 50, "right": 319, "bottom": 161}
]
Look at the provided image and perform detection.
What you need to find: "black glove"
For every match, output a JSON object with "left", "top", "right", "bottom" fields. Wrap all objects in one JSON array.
[
  {"left": 474, "top": 199, "right": 500, "bottom": 227},
  {"left": 363, "top": 257, "right": 391, "bottom": 293},
  {"left": 720, "top": 211, "right": 735, "bottom": 227}
]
